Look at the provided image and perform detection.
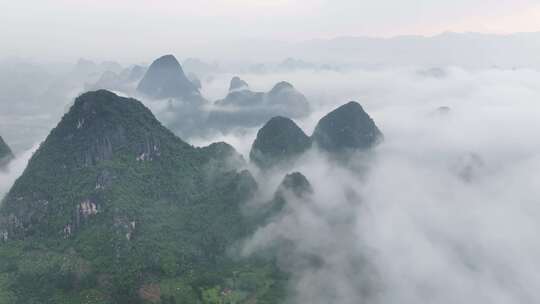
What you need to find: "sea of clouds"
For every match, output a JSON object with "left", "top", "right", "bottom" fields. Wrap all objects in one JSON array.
[
  {"left": 196, "top": 67, "right": 540, "bottom": 303},
  {"left": 1, "top": 65, "right": 539, "bottom": 303}
]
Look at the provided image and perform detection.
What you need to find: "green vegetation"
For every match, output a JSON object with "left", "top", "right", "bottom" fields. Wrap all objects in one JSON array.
[
  {"left": 250, "top": 116, "right": 311, "bottom": 168},
  {"left": 312, "top": 101, "right": 383, "bottom": 153},
  {"left": 0, "top": 90, "right": 285, "bottom": 303},
  {"left": 249, "top": 102, "right": 383, "bottom": 169}
]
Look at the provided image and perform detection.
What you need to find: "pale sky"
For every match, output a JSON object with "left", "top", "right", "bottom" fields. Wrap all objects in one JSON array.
[{"left": 2, "top": 0, "right": 540, "bottom": 62}]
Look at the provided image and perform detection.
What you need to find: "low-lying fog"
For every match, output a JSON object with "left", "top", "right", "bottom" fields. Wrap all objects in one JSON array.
[
  {"left": 204, "top": 67, "right": 540, "bottom": 303},
  {"left": 1, "top": 62, "right": 539, "bottom": 303}
]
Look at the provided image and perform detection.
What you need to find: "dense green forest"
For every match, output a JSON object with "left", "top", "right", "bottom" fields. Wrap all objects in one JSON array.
[{"left": 0, "top": 91, "right": 287, "bottom": 303}]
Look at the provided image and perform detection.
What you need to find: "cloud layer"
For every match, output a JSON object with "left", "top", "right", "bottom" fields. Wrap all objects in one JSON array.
[
  {"left": 1, "top": 63, "right": 539, "bottom": 303},
  {"left": 221, "top": 67, "right": 540, "bottom": 303}
]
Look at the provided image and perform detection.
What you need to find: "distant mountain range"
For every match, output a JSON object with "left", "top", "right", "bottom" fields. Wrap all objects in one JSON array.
[
  {"left": 190, "top": 32, "right": 540, "bottom": 69},
  {"left": 81, "top": 54, "right": 314, "bottom": 138}
]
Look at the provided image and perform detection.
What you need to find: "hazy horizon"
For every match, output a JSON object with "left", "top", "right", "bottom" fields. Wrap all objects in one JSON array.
[{"left": 2, "top": 0, "right": 540, "bottom": 62}]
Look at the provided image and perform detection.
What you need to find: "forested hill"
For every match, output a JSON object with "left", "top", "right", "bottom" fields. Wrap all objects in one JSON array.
[{"left": 0, "top": 90, "right": 285, "bottom": 303}]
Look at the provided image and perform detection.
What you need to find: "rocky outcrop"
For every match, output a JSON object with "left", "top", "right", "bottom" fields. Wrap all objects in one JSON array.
[
  {"left": 266, "top": 81, "right": 310, "bottom": 116},
  {"left": 248, "top": 101, "right": 383, "bottom": 169},
  {"left": 137, "top": 54, "right": 201, "bottom": 100},
  {"left": 209, "top": 80, "right": 311, "bottom": 131},
  {"left": 250, "top": 116, "right": 311, "bottom": 168},
  {"left": 268, "top": 81, "right": 294, "bottom": 94},
  {"left": 216, "top": 80, "right": 309, "bottom": 113},
  {"left": 229, "top": 76, "right": 249, "bottom": 92},
  {"left": 276, "top": 172, "right": 313, "bottom": 198},
  {"left": 265, "top": 172, "right": 313, "bottom": 217},
  {"left": 312, "top": 101, "right": 383, "bottom": 153}
]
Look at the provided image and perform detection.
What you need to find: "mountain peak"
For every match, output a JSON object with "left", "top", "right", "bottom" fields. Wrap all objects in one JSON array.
[
  {"left": 341, "top": 101, "right": 364, "bottom": 111},
  {"left": 69, "top": 90, "right": 158, "bottom": 130},
  {"left": 266, "top": 81, "right": 310, "bottom": 114},
  {"left": 268, "top": 171, "right": 313, "bottom": 216},
  {"left": 312, "top": 101, "right": 382, "bottom": 153},
  {"left": 37, "top": 90, "right": 187, "bottom": 169},
  {"left": 75, "top": 89, "right": 124, "bottom": 108},
  {"left": 270, "top": 81, "right": 294, "bottom": 93},
  {"left": 250, "top": 116, "right": 311, "bottom": 168},
  {"left": 136, "top": 54, "right": 201, "bottom": 100},
  {"left": 229, "top": 76, "right": 250, "bottom": 92},
  {"left": 153, "top": 54, "right": 180, "bottom": 66},
  {"left": 278, "top": 172, "right": 313, "bottom": 197}
]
